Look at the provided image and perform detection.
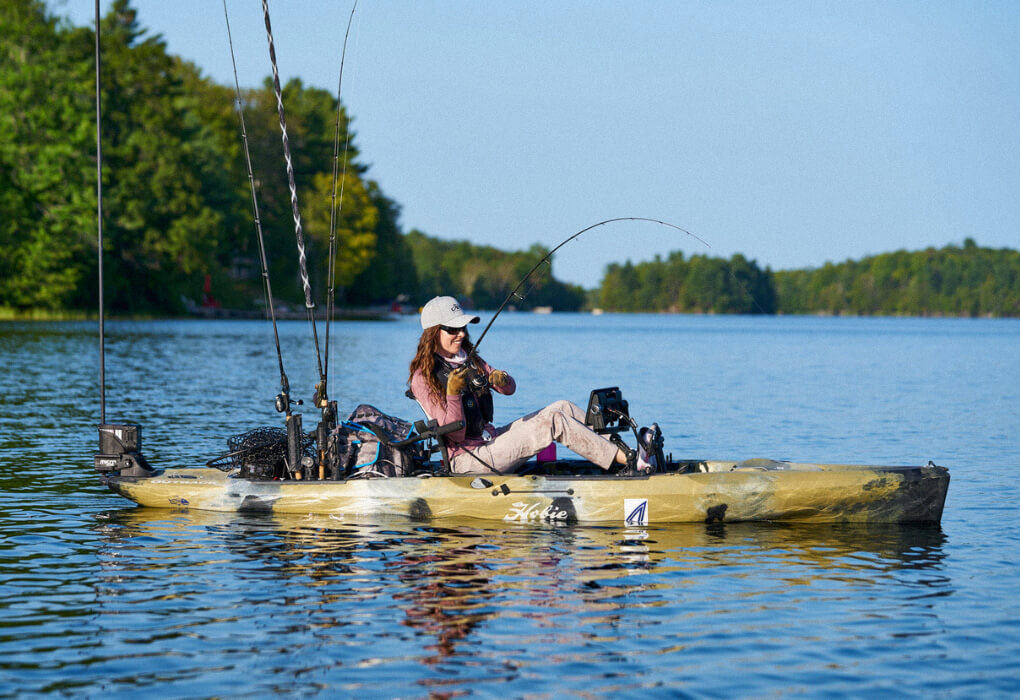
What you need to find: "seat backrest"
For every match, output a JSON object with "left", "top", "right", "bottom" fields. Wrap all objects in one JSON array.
[
  {"left": 405, "top": 387, "right": 434, "bottom": 421},
  {"left": 405, "top": 388, "right": 451, "bottom": 474}
]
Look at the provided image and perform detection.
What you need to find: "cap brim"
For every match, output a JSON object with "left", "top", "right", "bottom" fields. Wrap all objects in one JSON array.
[{"left": 446, "top": 314, "right": 480, "bottom": 328}]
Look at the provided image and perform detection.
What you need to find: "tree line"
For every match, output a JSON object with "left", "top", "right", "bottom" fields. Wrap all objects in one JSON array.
[
  {"left": 595, "top": 240, "right": 1019, "bottom": 317},
  {"left": 596, "top": 252, "right": 778, "bottom": 314},
  {"left": 772, "top": 239, "right": 1019, "bottom": 317},
  {"left": 2, "top": 1, "right": 1017, "bottom": 318}
]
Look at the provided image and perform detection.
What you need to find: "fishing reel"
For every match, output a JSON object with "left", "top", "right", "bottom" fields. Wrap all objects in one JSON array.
[
  {"left": 465, "top": 364, "right": 490, "bottom": 392},
  {"left": 451, "top": 357, "right": 490, "bottom": 393},
  {"left": 274, "top": 392, "right": 303, "bottom": 413}
]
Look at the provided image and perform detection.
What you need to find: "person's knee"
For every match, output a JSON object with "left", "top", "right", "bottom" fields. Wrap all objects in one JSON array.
[
  {"left": 547, "top": 399, "right": 575, "bottom": 414},
  {"left": 546, "top": 400, "right": 581, "bottom": 439},
  {"left": 543, "top": 400, "right": 572, "bottom": 431},
  {"left": 547, "top": 399, "right": 585, "bottom": 422}
]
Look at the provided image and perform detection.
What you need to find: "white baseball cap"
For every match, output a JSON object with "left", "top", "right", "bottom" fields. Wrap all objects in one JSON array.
[{"left": 420, "top": 296, "right": 480, "bottom": 330}]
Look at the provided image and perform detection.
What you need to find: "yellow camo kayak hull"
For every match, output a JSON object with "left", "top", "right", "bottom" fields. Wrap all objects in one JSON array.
[{"left": 103, "top": 460, "right": 950, "bottom": 525}]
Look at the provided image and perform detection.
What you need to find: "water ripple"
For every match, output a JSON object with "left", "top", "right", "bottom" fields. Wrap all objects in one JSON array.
[{"left": 2, "top": 318, "right": 1019, "bottom": 696}]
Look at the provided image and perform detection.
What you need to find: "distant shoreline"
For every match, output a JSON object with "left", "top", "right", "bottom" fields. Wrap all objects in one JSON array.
[{"left": 3, "top": 308, "right": 1016, "bottom": 322}]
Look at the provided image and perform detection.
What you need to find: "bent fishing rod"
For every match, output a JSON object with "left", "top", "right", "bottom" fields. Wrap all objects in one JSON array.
[{"left": 468, "top": 217, "right": 711, "bottom": 358}]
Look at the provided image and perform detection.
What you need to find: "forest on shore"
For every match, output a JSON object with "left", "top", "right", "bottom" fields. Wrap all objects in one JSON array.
[
  {"left": 597, "top": 240, "right": 1019, "bottom": 317},
  {"left": 2, "top": 1, "right": 1017, "bottom": 318}
]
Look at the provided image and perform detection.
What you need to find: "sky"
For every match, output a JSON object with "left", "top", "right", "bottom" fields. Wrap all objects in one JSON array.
[{"left": 60, "top": 0, "right": 1020, "bottom": 288}]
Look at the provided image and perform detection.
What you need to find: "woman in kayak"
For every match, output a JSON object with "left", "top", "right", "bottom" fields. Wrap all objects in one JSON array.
[{"left": 408, "top": 295, "right": 649, "bottom": 475}]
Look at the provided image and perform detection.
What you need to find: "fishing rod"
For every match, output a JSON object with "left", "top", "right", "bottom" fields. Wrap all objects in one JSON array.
[
  {"left": 323, "top": 0, "right": 359, "bottom": 407},
  {"left": 222, "top": 0, "right": 292, "bottom": 413},
  {"left": 470, "top": 217, "right": 711, "bottom": 357},
  {"left": 261, "top": 0, "right": 327, "bottom": 394},
  {"left": 258, "top": 0, "right": 335, "bottom": 479}
]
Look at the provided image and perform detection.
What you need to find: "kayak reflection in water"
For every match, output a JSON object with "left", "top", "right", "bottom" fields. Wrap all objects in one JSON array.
[{"left": 407, "top": 295, "right": 647, "bottom": 475}]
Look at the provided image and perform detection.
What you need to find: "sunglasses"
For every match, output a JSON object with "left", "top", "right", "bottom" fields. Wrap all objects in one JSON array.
[{"left": 439, "top": 325, "right": 467, "bottom": 335}]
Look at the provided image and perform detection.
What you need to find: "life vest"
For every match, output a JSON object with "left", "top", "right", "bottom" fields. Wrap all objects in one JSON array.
[{"left": 434, "top": 357, "right": 494, "bottom": 439}]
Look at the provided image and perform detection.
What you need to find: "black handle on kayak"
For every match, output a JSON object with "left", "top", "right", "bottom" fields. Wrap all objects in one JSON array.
[{"left": 386, "top": 419, "right": 464, "bottom": 449}]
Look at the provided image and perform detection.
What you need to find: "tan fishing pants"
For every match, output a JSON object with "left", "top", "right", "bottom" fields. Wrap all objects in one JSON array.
[{"left": 450, "top": 399, "right": 619, "bottom": 474}]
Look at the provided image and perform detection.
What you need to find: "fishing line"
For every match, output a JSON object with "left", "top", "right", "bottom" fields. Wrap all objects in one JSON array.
[
  {"left": 470, "top": 217, "right": 711, "bottom": 355},
  {"left": 470, "top": 216, "right": 772, "bottom": 358}
]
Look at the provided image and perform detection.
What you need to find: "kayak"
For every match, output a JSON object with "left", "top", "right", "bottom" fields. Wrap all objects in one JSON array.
[{"left": 101, "top": 458, "right": 949, "bottom": 525}]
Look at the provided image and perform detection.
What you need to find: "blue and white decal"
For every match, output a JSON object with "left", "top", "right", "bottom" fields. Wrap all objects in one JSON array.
[{"left": 624, "top": 498, "right": 648, "bottom": 525}]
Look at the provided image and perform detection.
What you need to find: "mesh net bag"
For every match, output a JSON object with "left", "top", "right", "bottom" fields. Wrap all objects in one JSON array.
[{"left": 208, "top": 426, "right": 313, "bottom": 480}]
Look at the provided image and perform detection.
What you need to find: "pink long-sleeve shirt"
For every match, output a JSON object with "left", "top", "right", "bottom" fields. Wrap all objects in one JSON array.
[{"left": 409, "top": 356, "right": 516, "bottom": 457}]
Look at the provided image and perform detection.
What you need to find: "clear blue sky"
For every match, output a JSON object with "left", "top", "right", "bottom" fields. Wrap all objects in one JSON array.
[{"left": 60, "top": 0, "right": 1019, "bottom": 288}]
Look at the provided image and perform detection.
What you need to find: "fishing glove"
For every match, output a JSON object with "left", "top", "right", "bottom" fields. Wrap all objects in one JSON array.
[
  {"left": 488, "top": 369, "right": 510, "bottom": 388},
  {"left": 446, "top": 367, "right": 469, "bottom": 396}
]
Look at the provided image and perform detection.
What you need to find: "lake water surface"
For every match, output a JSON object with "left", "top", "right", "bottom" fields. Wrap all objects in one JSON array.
[{"left": 1, "top": 314, "right": 1017, "bottom": 697}]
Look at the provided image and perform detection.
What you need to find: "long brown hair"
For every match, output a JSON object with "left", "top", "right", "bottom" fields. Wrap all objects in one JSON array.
[{"left": 408, "top": 326, "right": 480, "bottom": 401}]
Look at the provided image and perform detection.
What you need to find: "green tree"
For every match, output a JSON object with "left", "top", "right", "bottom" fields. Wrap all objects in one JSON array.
[
  {"left": 346, "top": 189, "right": 420, "bottom": 305},
  {"left": 304, "top": 170, "right": 378, "bottom": 291},
  {"left": 239, "top": 77, "right": 394, "bottom": 308},
  {"left": 88, "top": 1, "right": 244, "bottom": 311},
  {"left": 0, "top": 0, "right": 95, "bottom": 309},
  {"left": 596, "top": 252, "right": 775, "bottom": 313}
]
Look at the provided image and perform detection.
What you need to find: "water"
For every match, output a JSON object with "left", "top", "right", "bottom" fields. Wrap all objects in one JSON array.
[{"left": 1, "top": 314, "right": 1018, "bottom": 697}]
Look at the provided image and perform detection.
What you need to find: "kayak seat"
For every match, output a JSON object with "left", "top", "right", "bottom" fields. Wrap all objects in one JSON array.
[{"left": 405, "top": 388, "right": 455, "bottom": 475}]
